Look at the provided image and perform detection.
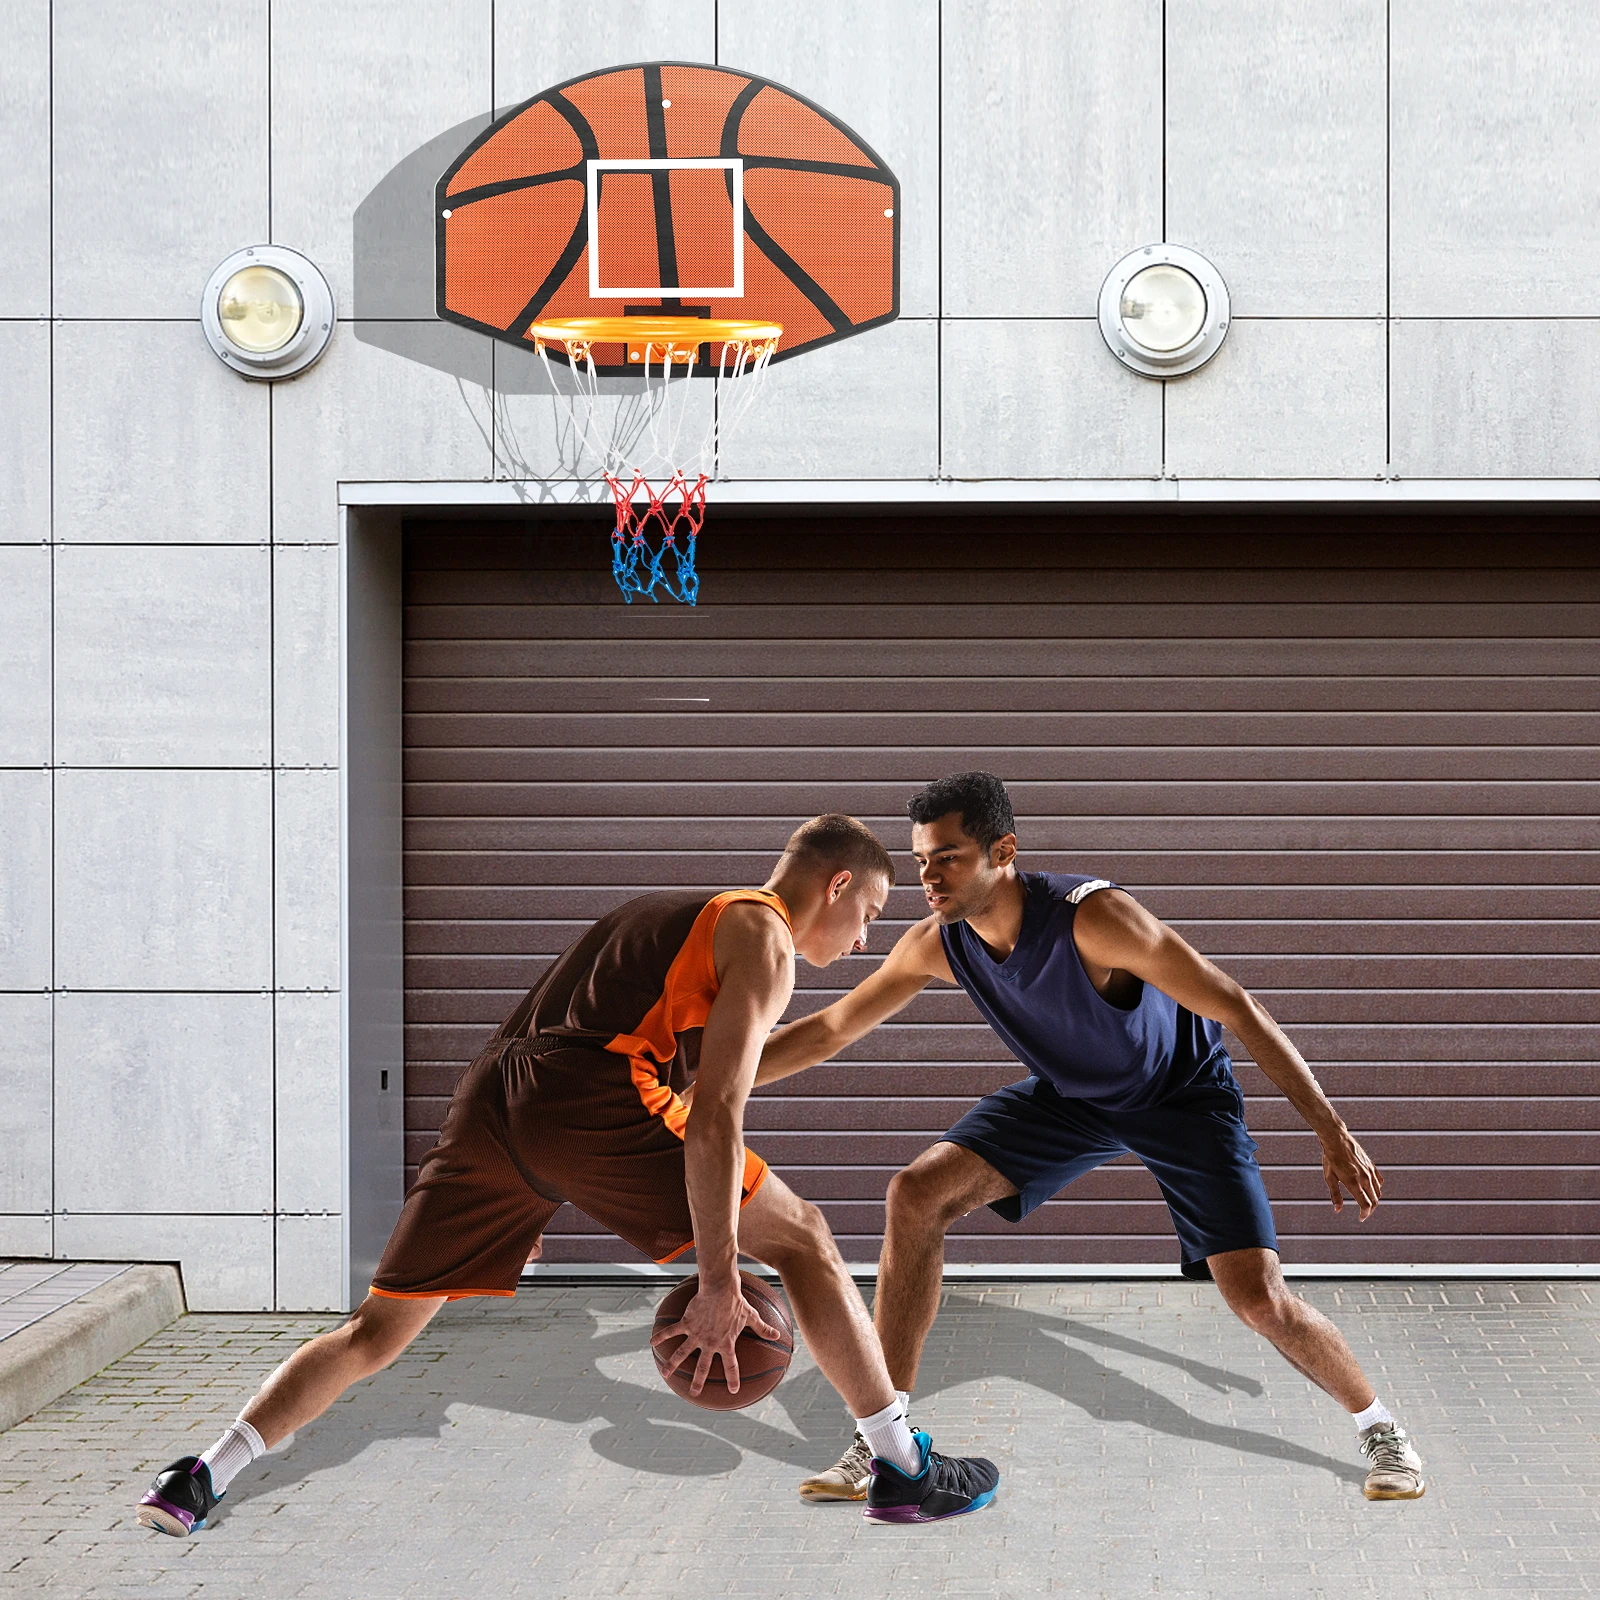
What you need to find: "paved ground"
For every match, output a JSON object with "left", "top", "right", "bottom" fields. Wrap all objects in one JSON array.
[
  {"left": 0, "top": 1264, "right": 132, "bottom": 1343},
  {"left": 0, "top": 1280, "right": 1595, "bottom": 1598}
]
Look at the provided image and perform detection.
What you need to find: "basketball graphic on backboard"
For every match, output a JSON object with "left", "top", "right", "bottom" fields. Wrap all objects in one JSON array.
[{"left": 436, "top": 61, "right": 900, "bottom": 374}]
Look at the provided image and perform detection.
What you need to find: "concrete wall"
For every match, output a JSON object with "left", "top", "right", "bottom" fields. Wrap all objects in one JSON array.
[{"left": 1, "top": 0, "right": 1596, "bottom": 1309}]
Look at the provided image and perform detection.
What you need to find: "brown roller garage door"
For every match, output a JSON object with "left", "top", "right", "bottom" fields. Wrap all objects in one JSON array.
[{"left": 403, "top": 509, "right": 1598, "bottom": 1268}]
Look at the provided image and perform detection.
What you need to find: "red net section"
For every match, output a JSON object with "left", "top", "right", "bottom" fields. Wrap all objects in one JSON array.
[{"left": 606, "top": 470, "right": 706, "bottom": 605}]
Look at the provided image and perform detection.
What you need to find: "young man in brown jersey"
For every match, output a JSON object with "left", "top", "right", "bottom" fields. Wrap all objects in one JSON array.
[{"left": 136, "top": 816, "right": 999, "bottom": 1536}]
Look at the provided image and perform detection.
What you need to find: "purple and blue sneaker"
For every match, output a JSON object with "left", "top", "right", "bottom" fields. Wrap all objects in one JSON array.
[
  {"left": 135, "top": 1456, "right": 222, "bottom": 1537},
  {"left": 864, "top": 1430, "right": 999, "bottom": 1523}
]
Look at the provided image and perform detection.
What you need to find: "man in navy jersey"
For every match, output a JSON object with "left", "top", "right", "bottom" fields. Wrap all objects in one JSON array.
[{"left": 758, "top": 773, "right": 1425, "bottom": 1506}]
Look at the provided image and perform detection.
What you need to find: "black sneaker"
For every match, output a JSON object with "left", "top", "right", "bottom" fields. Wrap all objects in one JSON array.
[
  {"left": 863, "top": 1430, "right": 999, "bottom": 1523},
  {"left": 135, "top": 1456, "right": 222, "bottom": 1536}
]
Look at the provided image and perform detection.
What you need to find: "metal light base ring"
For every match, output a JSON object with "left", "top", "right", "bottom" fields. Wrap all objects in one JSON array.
[
  {"left": 201, "top": 244, "right": 336, "bottom": 381},
  {"left": 1098, "top": 243, "right": 1231, "bottom": 379}
]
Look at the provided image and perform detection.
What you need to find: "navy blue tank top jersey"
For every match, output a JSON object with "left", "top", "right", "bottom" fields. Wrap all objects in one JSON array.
[{"left": 938, "top": 871, "right": 1230, "bottom": 1111}]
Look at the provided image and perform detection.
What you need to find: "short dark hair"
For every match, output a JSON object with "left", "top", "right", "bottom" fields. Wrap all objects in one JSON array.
[
  {"left": 906, "top": 771, "right": 1016, "bottom": 851},
  {"left": 783, "top": 814, "right": 896, "bottom": 887}
]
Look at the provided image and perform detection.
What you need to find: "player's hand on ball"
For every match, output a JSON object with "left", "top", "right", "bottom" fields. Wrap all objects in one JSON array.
[
  {"left": 649, "top": 1278, "right": 785, "bottom": 1398},
  {"left": 1322, "top": 1130, "right": 1383, "bottom": 1221}
]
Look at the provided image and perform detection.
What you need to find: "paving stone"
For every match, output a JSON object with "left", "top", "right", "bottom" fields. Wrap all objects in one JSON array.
[{"left": 0, "top": 1283, "right": 1596, "bottom": 1596}]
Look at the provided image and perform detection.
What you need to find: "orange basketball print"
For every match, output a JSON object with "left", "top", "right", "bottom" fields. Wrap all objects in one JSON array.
[{"left": 436, "top": 61, "right": 900, "bottom": 373}]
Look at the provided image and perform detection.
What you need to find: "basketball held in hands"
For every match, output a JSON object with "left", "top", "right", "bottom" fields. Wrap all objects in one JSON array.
[{"left": 651, "top": 1271, "right": 795, "bottom": 1411}]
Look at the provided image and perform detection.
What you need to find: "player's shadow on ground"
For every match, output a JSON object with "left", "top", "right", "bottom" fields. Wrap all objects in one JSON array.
[
  {"left": 919, "top": 1299, "right": 1367, "bottom": 1488},
  {"left": 211, "top": 1291, "right": 1361, "bottom": 1523}
]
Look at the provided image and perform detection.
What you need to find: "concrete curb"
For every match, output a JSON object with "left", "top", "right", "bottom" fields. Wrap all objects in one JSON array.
[{"left": 0, "top": 1265, "right": 186, "bottom": 1432}]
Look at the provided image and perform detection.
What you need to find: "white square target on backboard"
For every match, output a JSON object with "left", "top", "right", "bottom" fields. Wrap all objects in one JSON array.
[{"left": 587, "top": 158, "right": 745, "bottom": 299}]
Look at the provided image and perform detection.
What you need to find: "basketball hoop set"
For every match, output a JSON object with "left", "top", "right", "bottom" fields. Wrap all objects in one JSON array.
[{"left": 437, "top": 63, "right": 900, "bottom": 603}]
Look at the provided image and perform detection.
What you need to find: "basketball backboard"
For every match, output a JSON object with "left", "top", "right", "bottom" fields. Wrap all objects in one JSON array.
[{"left": 436, "top": 61, "right": 900, "bottom": 376}]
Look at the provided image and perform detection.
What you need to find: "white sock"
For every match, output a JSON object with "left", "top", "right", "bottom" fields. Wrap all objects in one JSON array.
[
  {"left": 199, "top": 1418, "right": 267, "bottom": 1494},
  {"left": 1352, "top": 1397, "right": 1395, "bottom": 1432},
  {"left": 895, "top": 1389, "right": 912, "bottom": 1418},
  {"left": 855, "top": 1398, "right": 923, "bottom": 1476}
]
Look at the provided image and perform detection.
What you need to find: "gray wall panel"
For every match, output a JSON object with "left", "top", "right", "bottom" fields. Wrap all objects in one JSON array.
[
  {"left": 54, "top": 769, "right": 273, "bottom": 990},
  {"left": 51, "top": 0, "right": 268, "bottom": 319},
  {"left": 0, "top": 995, "right": 52, "bottom": 1219},
  {"left": 0, "top": 545, "right": 51, "bottom": 765},
  {"left": 495, "top": 0, "right": 714, "bottom": 107},
  {"left": 0, "top": 770, "right": 51, "bottom": 991},
  {"left": 1166, "top": 0, "right": 1386, "bottom": 317},
  {"left": 1390, "top": 320, "right": 1600, "bottom": 479},
  {"left": 942, "top": 320, "right": 1162, "bottom": 478},
  {"left": 0, "top": 1, "right": 50, "bottom": 314},
  {"left": 53, "top": 544, "right": 272, "bottom": 765},
  {"left": 942, "top": 0, "right": 1163, "bottom": 318},
  {"left": 1391, "top": 0, "right": 1600, "bottom": 316},
  {"left": 54, "top": 992, "right": 274, "bottom": 1214},
  {"left": 0, "top": 321, "right": 50, "bottom": 544},
  {"left": 1164, "top": 319, "right": 1386, "bottom": 478},
  {"left": 720, "top": 318, "right": 938, "bottom": 479},
  {"left": 51, "top": 322, "right": 271, "bottom": 545},
  {"left": 273, "top": 0, "right": 490, "bottom": 313},
  {"left": 271, "top": 323, "right": 492, "bottom": 541}
]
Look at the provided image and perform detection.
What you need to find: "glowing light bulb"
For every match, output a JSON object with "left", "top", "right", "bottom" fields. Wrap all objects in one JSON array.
[
  {"left": 217, "top": 265, "right": 304, "bottom": 354},
  {"left": 1118, "top": 263, "right": 1207, "bottom": 354}
]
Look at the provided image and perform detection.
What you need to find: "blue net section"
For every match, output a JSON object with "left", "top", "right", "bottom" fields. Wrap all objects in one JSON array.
[{"left": 606, "top": 471, "right": 706, "bottom": 606}]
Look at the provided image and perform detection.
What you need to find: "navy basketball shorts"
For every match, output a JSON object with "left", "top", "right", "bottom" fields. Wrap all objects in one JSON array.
[{"left": 941, "top": 1058, "right": 1278, "bottom": 1280}]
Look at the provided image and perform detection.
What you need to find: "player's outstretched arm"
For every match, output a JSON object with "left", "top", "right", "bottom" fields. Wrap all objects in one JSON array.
[
  {"left": 663, "top": 903, "right": 792, "bottom": 1396},
  {"left": 1072, "top": 889, "right": 1384, "bottom": 1221},
  {"left": 754, "top": 917, "right": 950, "bottom": 1088}
]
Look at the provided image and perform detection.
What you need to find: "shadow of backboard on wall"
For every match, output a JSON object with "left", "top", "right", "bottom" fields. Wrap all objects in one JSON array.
[{"left": 353, "top": 113, "right": 525, "bottom": 384}]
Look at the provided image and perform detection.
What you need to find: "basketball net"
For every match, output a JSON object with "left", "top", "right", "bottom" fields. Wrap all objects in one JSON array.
[{"left": 530, "top": 319, "right": 781, "bottom": 605}]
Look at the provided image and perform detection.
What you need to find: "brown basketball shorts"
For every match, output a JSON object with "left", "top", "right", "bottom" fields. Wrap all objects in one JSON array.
[{"left": 370, "top": 1039, "right": 770, "bottom": 1299}]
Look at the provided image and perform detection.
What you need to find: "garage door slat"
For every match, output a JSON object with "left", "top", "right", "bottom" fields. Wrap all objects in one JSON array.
[
  {"left": 404, "top": 779, "right": 1600, "bottom": 818},
  {"left": 408, "top": 677, "right": 1600, "bottom": 716},
  {"left": 406, "top": 635, "right": 1600, "bottom": 678},
  {"left": 405, "top": 815, "right": 1600, "bottom": 851},
  {"left": 402, "top": 847, "right": 1600, "bottom": 889}
]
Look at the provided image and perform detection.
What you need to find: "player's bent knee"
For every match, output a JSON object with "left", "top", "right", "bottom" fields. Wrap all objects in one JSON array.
[
  {"left": 343, "top": 1324, "right": 402, "bottom": 1376},
  {"left": 885, "top": 1165, "right": 966, "bottom": 1233},
  {"left": 759, "top": 1196, "right": 843, "bottom": 1277},
  {"left": 1229, "top": 1285, "right": 1295, "bottom": 1337},
  {"left": 789, "top": 1198, "right": 841, "bottom": 1265},
  {"left": 343, "top": 1301, "right": 427, "bottom": 1374}
]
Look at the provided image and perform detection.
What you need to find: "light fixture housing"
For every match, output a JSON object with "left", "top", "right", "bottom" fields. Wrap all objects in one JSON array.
[
  {"left": 1098, "top": 243, "right": 1230, "bottom": 379},
  {"left": 201, "top": 244, "right": 335, "bottom": 380}
]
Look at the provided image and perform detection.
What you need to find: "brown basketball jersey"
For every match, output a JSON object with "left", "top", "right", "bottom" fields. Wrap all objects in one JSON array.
[
  {"left": 371, "top": 889, "right": 789, "bottom": 1298},
  {"left": 491, "top": 887, "right": 792, "bottom": 1094}
]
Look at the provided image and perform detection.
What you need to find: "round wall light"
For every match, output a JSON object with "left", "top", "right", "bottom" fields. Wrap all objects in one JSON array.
[
  {"left": 201, "top": 245, "right": 334, "bottom": 379},
  {"left": 1098, "top": 244, "right": 1229, "bottom": 378}
]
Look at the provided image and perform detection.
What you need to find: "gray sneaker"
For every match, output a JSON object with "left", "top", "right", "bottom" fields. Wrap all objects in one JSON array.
[
  {"left": 1360, "top": 1421, "right": 1425, "bottom": 1500},
  {"left": 799, "top": 1430, "right": 874, "bottom": 1502}
]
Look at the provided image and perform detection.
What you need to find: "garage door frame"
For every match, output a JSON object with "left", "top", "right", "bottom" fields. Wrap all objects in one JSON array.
[{"left": 340, "top": 483, "right": 1600, "bottom": 1311}]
